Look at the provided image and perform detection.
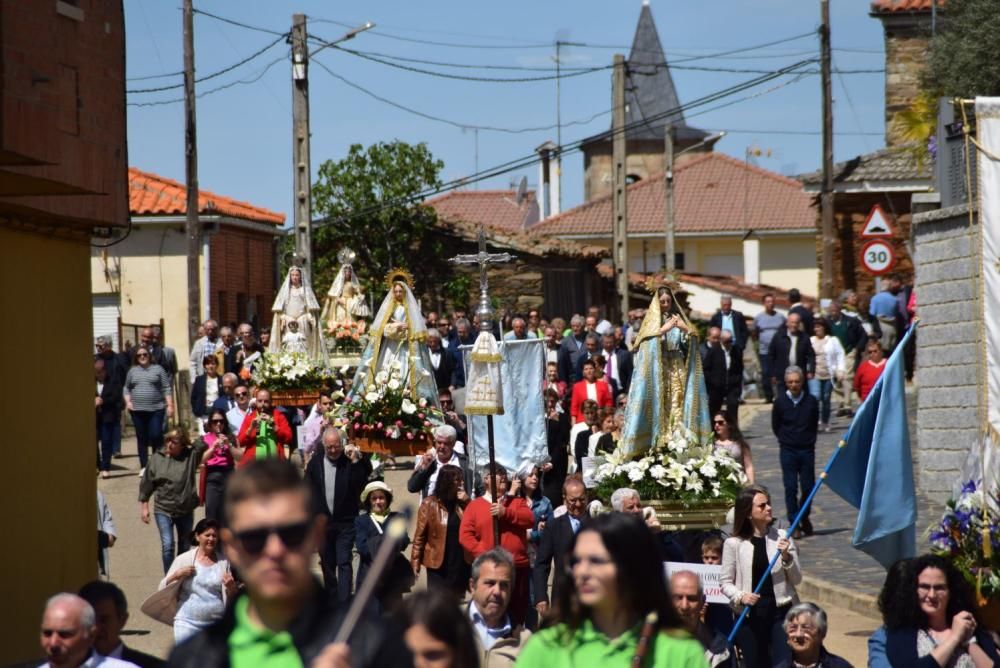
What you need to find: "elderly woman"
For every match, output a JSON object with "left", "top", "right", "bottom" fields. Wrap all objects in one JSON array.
[
  {"left": 124, "top": 345, "right": 174, "bottom": 476},
  {"left": 139, "top": 429, "right": 207, "bottom": 573},
  {"left": 720, "top": 484, "right": 801, "bottom": 667},
  {"left": 774, "top": 602, "right": 853, "bottom": 668},
  {"left": 883, "top": 553, "right": 999, "bottom": 667},
  {"left": 354, "top": 480, "right": 411, "bottom": 611}
]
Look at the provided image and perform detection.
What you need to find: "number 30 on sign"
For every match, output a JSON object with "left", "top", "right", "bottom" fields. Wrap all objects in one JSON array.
[{"left": 860, "top": 239, "right": 895, "bottom": 275}]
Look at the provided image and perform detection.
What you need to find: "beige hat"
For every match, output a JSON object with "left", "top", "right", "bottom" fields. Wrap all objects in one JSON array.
[{"left": 360, "top": 480, "right": 393, "bottom": 506}]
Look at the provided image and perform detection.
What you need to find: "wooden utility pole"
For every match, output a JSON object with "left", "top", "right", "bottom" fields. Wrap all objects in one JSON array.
[
  {"left": 183, "top": 0, "right": 201, "bottom": 343},
  {"left": 612, "top": 54, "right": 629, "bottom": 319},
  {"left": 291, "top": 14, "right": 312, "bottom": 273},
  {"left": 819, "top": 0, "right": 835, "bottom": 299},
  {"left": 664, "top": 124, "right": 676, "bottom": 272}
]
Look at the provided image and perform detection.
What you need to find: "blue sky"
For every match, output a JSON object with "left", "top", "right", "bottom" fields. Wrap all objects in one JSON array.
[{"left": 125, "top": 0, "right": 887, "bottom": 224}]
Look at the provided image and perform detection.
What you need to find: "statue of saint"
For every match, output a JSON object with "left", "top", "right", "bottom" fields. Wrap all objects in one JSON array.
[
  {"left": 321, "top": 248, "right": 371, "bottom": 334},
  {"left": 617, "top": 276, "right": 711, "bottom": 458},
  {"left": 268, "top": 264, "right": 326, "bottom": 359},
  {"left": 351, "top": 268, "right": 437, "bottom": 406}
]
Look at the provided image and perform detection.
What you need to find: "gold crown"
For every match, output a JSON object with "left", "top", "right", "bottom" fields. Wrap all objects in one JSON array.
[
  {"left": 645, "top": 272, "right": 682, "bottom": 295},
  {"left": 384, "top": 267, "right": 415, "bottom": 291}
]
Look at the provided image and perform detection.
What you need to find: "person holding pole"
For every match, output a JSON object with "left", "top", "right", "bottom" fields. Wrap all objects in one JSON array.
[{"left": 720, "top": 485, "right": 801, "bottom": 668}]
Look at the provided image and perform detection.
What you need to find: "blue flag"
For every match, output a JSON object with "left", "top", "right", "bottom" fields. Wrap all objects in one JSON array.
[{"left": 825, "top": 323, "right": 918, "bottom": 568}]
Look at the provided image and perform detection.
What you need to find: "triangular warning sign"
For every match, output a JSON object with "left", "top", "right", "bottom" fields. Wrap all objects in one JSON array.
[{"left": 860, "top": 204, "right": 894, "bottom": 238}]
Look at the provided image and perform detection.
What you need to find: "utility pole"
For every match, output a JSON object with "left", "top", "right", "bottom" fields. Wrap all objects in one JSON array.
[
  {"left": 819, "top": 0, "right": 835, "bottom": 299},
  {"left": 291, "top": 14, "right": 312, "bottom": 274},
  {"left": 183, "top": 0, "right": 201, "bottom": 344},
  {"left": 664, "top": 124, "right": 675, "bottom": 272},
  {"left": 612, "top": 54, "right": 629, "bottom": 320}
]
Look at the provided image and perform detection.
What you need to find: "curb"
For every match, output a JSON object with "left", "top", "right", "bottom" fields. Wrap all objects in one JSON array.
[{"left": 798, "top": 575, "right": 880, "bottom": 620}]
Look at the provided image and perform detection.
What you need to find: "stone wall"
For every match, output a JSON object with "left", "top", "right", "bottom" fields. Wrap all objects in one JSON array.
[
  {"left": 912, "top": 202, "right": 979, "bottom": 502},
  {"left": 878, "top": 14, "right": 931, "bottom": 147}
]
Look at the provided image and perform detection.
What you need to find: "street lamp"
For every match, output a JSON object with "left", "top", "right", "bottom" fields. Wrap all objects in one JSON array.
[
  {"left": 664, "top": 128, "right": 726, "bottom": 272},
  {"left": 308, "top": 21, "right": 376, "bottom": 59}
]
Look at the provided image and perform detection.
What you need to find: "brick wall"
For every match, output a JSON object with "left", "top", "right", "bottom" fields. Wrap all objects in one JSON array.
[
  {"left": 209, "top": 225, "right": 276, "bottom": 330},
  {"left": 912, "top": 202, "right": 979, "bottom": 502},
  {"left": 878, "top": 14, "right": 931, "bottom": 147}
]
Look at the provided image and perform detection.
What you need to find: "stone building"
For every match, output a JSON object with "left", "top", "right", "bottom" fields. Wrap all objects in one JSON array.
[{"left": 578, "top": 3, "right": 720, "bottom": 202}]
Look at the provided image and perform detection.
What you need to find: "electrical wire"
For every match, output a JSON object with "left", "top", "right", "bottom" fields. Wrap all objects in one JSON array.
[
  {"left": 126, "top": 53, "right": 288, "bottom": 107},
  {"left": 127, "top": 34, "right": 288, "bottom": 94},
  {"left": 191, "top": 8, "right": 287, "bottom": 36}
]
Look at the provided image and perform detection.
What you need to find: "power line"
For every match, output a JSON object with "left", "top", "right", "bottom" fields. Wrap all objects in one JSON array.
[
  {"left": 127, "top": 53, "right": 287, "bottom": 107},
  {"left": 716, "top": 128, "right": 882, "bottom": 136},
  {"left": 191, "top": 8, "right": 287, "bottom": 36},
  {"left": 127, "top": 34, "right": 288, "bottom": 94}
]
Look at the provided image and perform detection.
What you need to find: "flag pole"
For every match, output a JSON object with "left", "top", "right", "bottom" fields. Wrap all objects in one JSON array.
[{"left": 726, "top": 323, "right": 917, "bottom": 644}]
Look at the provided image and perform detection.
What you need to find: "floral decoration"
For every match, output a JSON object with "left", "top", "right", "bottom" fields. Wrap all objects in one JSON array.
[
  {"left": 928, "top": 479, "right": 1000, "bottom": 600},
  {"left": 329, "top": 321, "right": 365, "bottom": 353},
  {"left": 251, "top": 351, "right": 334, "bottom": 391},
  {"left": 333, "top": 360, "right": 442, "bottom": 441}
]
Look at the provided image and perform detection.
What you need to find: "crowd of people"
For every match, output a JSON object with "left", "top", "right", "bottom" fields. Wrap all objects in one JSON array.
[{"left": 65, "top": 273, "right": 967, "bottom": 667}]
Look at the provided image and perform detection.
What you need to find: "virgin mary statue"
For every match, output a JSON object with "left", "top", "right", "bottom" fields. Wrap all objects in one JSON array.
[
  {"left": 269, "top": 264, "right": 326, "bottom": 359},
  {"left": 320, "top": 248, "right": 371, "bottom": 333},
  {"left": 350, "top": 268, "right": 438, "bottom": 406},
  {"left": 617, "top": 276, "right": 711, "bottom": 459}
]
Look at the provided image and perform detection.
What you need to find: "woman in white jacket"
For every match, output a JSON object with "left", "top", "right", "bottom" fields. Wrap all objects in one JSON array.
[
  {"left": 721, "top": 485, "right": 801, "bottom": 668},
  {"left": 809, "top": 318, "right": 845, "bottom": 432}
]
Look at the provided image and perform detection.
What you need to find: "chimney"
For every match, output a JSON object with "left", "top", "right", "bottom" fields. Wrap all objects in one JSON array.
[
  {"left": 871, "top": 1, "right": 934, "bottom": 147},
  {"left": 535, "top": 141, "right": 558, "bottom": 219}
]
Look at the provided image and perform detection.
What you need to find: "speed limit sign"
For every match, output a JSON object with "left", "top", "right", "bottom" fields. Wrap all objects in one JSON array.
[{"left": 860, "top": 239, "right": 895, "bottom": 275}]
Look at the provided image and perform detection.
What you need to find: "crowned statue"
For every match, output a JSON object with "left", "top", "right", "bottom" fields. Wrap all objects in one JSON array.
[
  {"left": 350, "top": 268, "right": 438, "bottom": 406},
  {"left": 268, "top": 263, "right": 326, "bottom": 359},
  {"left": 616, "top": 275, "right": 711, "bottom": 459},
  {"left": 321, "top": 248, "right": 371, "bottom": 334}
]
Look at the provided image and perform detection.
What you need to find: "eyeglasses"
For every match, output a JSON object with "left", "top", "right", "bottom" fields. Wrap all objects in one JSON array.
[
  {"left": 713, "top": 420, "right": 726, "bottom": 425},
  {"left": 235, "top": 392, "right": 248, "bottom": 398},
  {"left": 209, "top": 419, "right": 226, "bottom": 425},
  {"left": 233, "top": 520, "right": 311, "bottom": 555},
  {"left": 440, "top": 400, "right": 454, "bottom": 406},
  {"left": 136, "top": 353, "right": 149, "bottom": 358}
]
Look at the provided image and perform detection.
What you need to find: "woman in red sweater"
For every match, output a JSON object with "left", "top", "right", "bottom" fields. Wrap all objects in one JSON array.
[
  {"left": 854, "top": 339, "right": 887, "bottom": 401},
  {"left": 458, "top": 466, "right": 534, "bottom": 626}
]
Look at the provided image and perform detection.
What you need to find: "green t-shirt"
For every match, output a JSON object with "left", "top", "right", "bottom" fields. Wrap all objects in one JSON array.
[
  {"left": 228, "top": 596, "right": 304, "bottom": 668},
  {"left": 516, "top": 619, "right": 707, "bottom": 668}
]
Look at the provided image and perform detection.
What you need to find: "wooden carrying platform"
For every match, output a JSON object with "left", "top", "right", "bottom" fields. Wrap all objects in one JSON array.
[
  {"left": 268, "top": 389, "right": 320, "bottom": 407},
  {"left": 352, "top": 433, "right": 431, "bottom": 456}
]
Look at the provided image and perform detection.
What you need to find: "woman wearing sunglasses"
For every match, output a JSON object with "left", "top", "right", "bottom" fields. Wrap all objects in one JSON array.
[
  {"left": 711, "top": 413, "right": 755, "bottom": 484},
  {"left": 124, "top": 345, "right": 174, "bottom": 477},
  {"left": 195, "top": 409, "right": 244, "bottom": 523},
  {"left": 160, "top": 518, "right": 236, "bottom": 644},
  {"left": 518, "top": 512, "right": 705, "bottom": 667}
]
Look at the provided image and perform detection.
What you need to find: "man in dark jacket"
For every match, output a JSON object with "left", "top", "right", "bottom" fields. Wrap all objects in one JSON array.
[
  {"left": 771, "top": 366, "right": 819, "bottom": 538},
  {"left": 768, "top": 312, "right": 815, "bottom": 394},
  {"left": 787, "top": 288, "right": 814, "bottom": 335},
  {"left": 427, "top": 329, "right": 454, "bottom": 391},
  {"left": 703, "top": 330, "right": 744, "bottom": 426},
  {"left": 534, "top": 477, "right": 589, "bottom": 615},
  {"left": 407, "top": 424, "right": 483, "bottom": 499},
  {"left": 709, "top": 295, "right": 749, "bottom": 350},
  {"left": 169, "top": 458, "right": 410, "bottom": 667},
  {"left": 95, "top": 359, "right": 124, "bottom": 477},
  {"left": 304, "top": 427, "right": 372, "bottom": 603},
  {"left": 826, "top": 299, "right": 865, "bottom": 416},
  {"left": 78, "top": 580, "right": 165, "bottom": 668}
]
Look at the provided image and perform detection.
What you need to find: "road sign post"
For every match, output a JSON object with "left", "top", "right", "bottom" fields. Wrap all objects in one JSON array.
[{"left": 860, "top": 239, "right": 896, "bottom": 275}]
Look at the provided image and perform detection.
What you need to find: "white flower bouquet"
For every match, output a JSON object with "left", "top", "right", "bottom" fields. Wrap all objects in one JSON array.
[
  {"left": 334, "top": 361, "right": 442, "bottom": 441},
  {"left": 251, "top": 351, "right": 334, "bottom": 391}
]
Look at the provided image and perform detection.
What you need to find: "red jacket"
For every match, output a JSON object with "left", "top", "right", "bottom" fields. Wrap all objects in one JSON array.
[
  {"left": 237, "top": 409, "right": 291, "bottom": 468},
  {"left": 459, "top": 496, "right": 534, "bottom": 568},
  {"left": 854, "top": 359, "right": 886, "bottom": 401},
  {"left": 570, "top": 379, "right": 613, "bottom": 423}
]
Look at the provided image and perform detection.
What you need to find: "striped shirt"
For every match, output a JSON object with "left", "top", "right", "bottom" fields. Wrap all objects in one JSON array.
[{"left": 124, "top": 364, "right": 172, "bottom": 411}]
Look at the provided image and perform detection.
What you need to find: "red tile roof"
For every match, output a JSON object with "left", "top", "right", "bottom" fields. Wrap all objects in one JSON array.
[
  {"left": 128, "top": 167, "right": 285, "bottom": 225},
  {"left": 426, "top": 189, "right": 538, "bottom": 232},
  {"left": 532, "top": 152, "right": 816, "bottom": 237},
  {"left": 870, "top": 0, "right": 936, "bottom": 13}
]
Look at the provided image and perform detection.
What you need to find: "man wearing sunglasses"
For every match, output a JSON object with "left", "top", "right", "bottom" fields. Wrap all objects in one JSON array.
[
  {"left": 169, "top": 458, "right": 410, "bottom": 667},
  {"left": 225, "top": 384, "right": 252, "bottom": 435}
]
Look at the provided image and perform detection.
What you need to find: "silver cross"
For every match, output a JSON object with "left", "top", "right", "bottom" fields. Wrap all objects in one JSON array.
[{"left": 449, "top": 226, "right": 513, "bottom": 332}]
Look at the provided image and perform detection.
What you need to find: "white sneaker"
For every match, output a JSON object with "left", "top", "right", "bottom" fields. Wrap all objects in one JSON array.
[{"left": 137, "top": 467, "right": 145, "bottom": 478}]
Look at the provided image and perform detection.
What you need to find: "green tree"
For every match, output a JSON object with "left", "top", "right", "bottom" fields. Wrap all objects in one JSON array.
[
  {"left": 926, "top": 0, "right": 1000, "bottom": 98},
  {"left": 311, "top": 141, "right": 445, "bottom": 296}
]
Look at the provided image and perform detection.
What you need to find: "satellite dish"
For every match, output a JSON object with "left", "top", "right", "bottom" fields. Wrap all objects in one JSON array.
[{"left": 515, "top": 176, "right": 528, "bottom": 205}]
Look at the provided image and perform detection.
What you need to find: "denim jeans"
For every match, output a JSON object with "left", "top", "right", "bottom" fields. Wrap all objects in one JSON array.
[
  {"left": 97, "top": 419, "right": 121, "bottom": 471},
  {"left": 131, "top": 409, "right": 165, "bottom": 468},
  {"left": 808, "top": 378, "right": 834, "bottom": 424},
  {"left": 154, "top": 511, "right": 193, "bottom": 573},
  {"left": 779, "top": 446, "right": 815, "bottom": 525}
]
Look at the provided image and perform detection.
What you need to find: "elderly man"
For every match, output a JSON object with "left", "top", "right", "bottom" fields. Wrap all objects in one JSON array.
[
  {"left": 39, "top": 593, "right": 135, "bottom": 667},
  {"left": 236, "top": 388, "right": 293, "bottom": 466},
  {"left": 169, "top": 459, "right": 410, "bottom": 666},
  {"left": 300, "top": 389, "right": 334, "bottom": 464},
  {"left": 140, "top": 327, "right": 177, "bottom": 379},
  {"left": 704, "top": 330, "right": 744, "bottom": 426},
  {"left": 610, "top": 487, "right": 684, "bottom": 561},
  {"left": 600, "top": 332, "right": 633, "bottom": 396},
  {"left": 557, "top": 315, "right": 588, "bottom": 383},
  {"left": 772, "top": 365, "right": 819, "bottom": 539},
  {"left": 188, "top": 319, "right": 220, "bottom": 379},
  {"left": 448, "top": 317, "right": 476, "bottom": 390},
  {"left": 427, "top": 328, "right": 454, "bottom": 390},
  {"left": 408, "top": 424, "right": 482, "bottom": 500},
  {"left": 210, "top": 372, "right": 240, "bottom": 413},
  {"left": 571, "top": 332, "right": 602, "bottom": 380},
  {"left": 467, "top": 548, "right": 531, "bottom": 666},
  {"left": 225, "top": 384, "right": 252, "bottom": 435},
  {"left": 710, "top": 295, "right": 749, "bottom": 350},
  {"left": 503, "top": 316, "right": 536, "bottom": 341},
  {"left": 304, "top": 427, "right": 371, "bottom": 603},
  {"left": 533, "top": 478, "right": 588, "bottom": 614},
  {"left": 542, "top": 326, "right": 560, "bottom": 366},
  {"left": 768, "top": 312, "right": 815, "bottom": 395},
  {"left": 775, "top": 603, "right": 852, "bottom": 668},
  {"left": 700, "top": 326, "right": 722, "bottom": 364},
  {"left": 670, "top": 571, "right": 732, "bottom": 667},
  {"left": 78, "top": 581, "right": 163, "bottom": 667}
]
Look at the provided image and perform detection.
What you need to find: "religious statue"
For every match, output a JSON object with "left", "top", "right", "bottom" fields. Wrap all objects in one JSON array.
[
  {"left": 321, "top": 248, "right": 371, "bottom": 334},
  {"left": 268, "top": 264, "right": 326, "bottom": 359},
  {"left": 616, "top": 275, "right": 711, "bottom": 459},
  {"left": 350, "top": 268, "right": 438, "bottom": 406}
]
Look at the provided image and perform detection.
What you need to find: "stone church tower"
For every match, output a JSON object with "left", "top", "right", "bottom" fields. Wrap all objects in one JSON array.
[{"left": 580, "top": 2, "right": 720, "bottom": 202}]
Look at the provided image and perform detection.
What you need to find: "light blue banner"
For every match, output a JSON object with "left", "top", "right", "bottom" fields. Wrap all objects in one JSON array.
[{"left": 464, "top": 339, "right": 548, "bottom": 476}]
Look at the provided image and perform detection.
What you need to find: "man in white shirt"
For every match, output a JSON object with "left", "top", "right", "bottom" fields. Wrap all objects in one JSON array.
[
  {"left": 467, "top": 548, "right": 530, "bottom": 666},
  {"left": 225, "top": 384, "right": 252, "bottom": 435},
  {"left": 188, "top": 319, "right": 220, "bottom": 379},
  {"left": 38, "top": 594, "right": 138, "bottom": 668},
  {"left": 78, "top": 581, "right": 163, "bottom": 668}
]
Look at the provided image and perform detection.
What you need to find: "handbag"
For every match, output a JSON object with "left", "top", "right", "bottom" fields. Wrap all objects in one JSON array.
[{"left": 140, "top": 547, "right": 199, "bottom": 625}]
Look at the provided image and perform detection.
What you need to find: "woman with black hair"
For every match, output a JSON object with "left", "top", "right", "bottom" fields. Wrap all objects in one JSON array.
[
  {"left": 720, "top": 484, "right": 801, "bottom": 667},
  {"left": 517, "top": 512, "right": 705, "bottom": 666},
  {"left": 883, "top": 553, "right": 999, "bottom": 667},
  {"left": 395, "top": 588, "right": 480, "bottom": 668},
  {"left": 195, "top": 408, "right": 243, "bottom": 523},
  {"left": 411, "top": 464, "right": 470, "bottom": 600}
]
